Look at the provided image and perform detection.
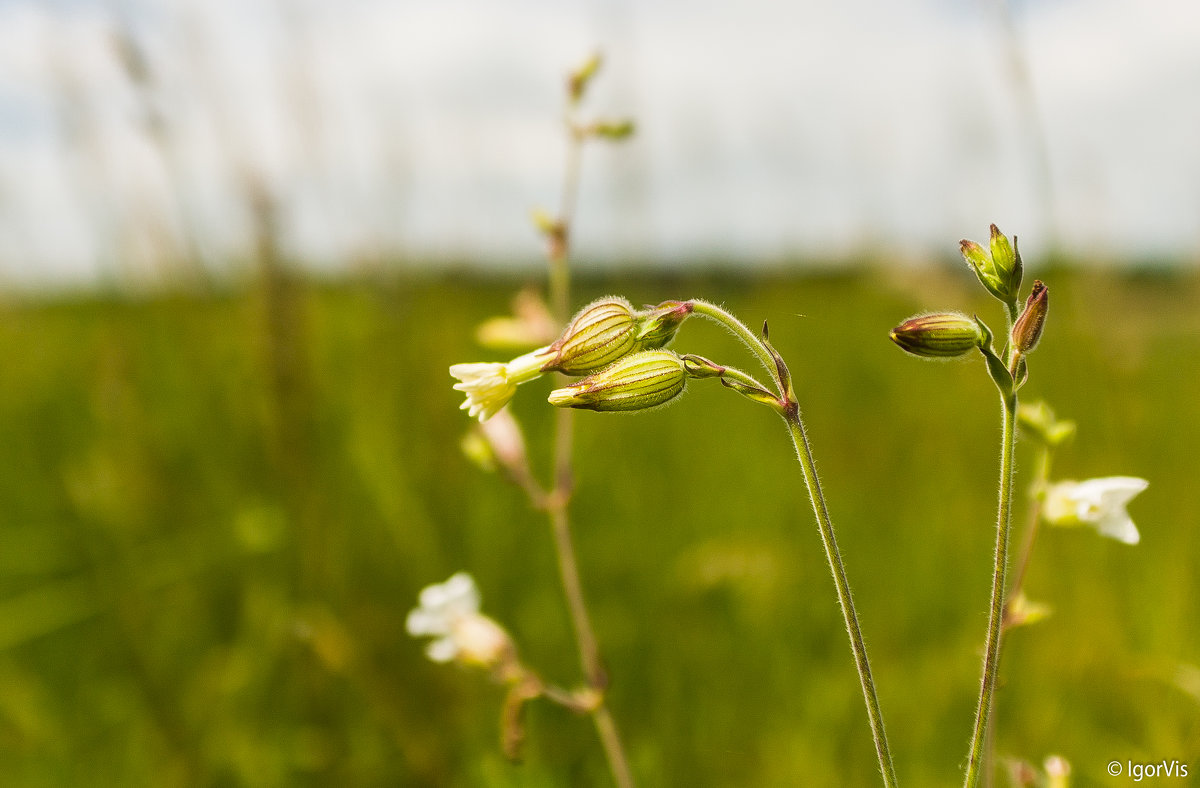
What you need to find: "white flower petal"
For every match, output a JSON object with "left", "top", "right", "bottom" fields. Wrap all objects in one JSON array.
[
  {"left": 1096, "top": 513, "right": 1140, "bottom": 545},
  {"left": 425, "top": 637, "right": 459, "bottom": 663},
  {"left": 405, "top": 608, "right": 449, "bottom": 637}
]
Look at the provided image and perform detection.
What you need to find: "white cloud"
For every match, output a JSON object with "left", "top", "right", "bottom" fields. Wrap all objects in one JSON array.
[{"left": 0, "top": 0, "right": 1197, "bottom": 286}]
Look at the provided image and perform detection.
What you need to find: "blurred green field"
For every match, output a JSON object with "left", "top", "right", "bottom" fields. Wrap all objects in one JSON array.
[{"left": 0, "top": 267, "right": 1196, "bottom": 787}]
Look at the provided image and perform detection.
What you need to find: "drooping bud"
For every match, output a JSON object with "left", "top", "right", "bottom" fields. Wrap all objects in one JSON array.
[
  {"left": 635, "top": 300, "right": 694, "bottom": 349},
  {"left": 542, "top": 297, "right": 639, "bottom": 375},
  {"left": 548, "top": 350, "right": 687, "bottom": 412},
  {"left": 889, "top": 312, "right": 985, "bottom": 358},
  {"left": 1011, "top": 280, "right": 1048, "bottom": 353}
]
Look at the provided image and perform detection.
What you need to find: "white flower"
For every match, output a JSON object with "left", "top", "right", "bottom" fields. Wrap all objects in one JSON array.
[
  {"left": 406, "top": 572, "right": 514, "bottom": 668},
  {"left": 450, "top": 348, "right": 550, "bottom": 422},
  {"left": 1043, "top": 476, "right": 1148, "bottom": 544}
]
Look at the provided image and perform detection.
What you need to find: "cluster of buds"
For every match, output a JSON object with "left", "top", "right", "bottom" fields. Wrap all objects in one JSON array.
[
  {"left": 960, "top": 224, "right": 1023, "bottom": 312},
  {"left": 450, "top": 297, "right": 694, "bottom": 421},
  {"left": 889, "top": 225, "right": 1049, "bottom": 398}
]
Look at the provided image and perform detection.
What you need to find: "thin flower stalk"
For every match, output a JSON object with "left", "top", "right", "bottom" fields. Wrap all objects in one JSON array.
[
  {"left": 538, "top": 57, "right": 634, "bottom": 788},
  {"left": 963, "top": 391, "right": 1017, "bottom": 788},
  {"left": 688, "top": 300, "right": 898, "bottom": 788}
]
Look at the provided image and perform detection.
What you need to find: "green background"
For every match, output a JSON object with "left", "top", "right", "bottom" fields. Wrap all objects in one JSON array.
[{"left": 0, "top": 267, "right": 1196, "bottom": 786}]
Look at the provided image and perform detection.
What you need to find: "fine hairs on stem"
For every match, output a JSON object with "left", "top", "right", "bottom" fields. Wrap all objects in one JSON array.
[{"left": 688, "top": 300, "right": 898, "bottom": 787}]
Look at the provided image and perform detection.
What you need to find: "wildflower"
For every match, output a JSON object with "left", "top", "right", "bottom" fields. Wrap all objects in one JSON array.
[
  {"left": 889, "top": 312, "right": 984, "bottom": 358},
  {"left": 406, "top": 572, "right": 518, "bottom": 674},
  {"left": 1043, "top": 477, "right": 1148, "bottom": 544},
  {"left": 450, "top": 348, "right": 551, "bottom": 422},
  {"left": 453, "top": 297, "right": 695, "bottom": 420},
  {"left": 548, "top": 350, "right": 688, "bottom": 412}
]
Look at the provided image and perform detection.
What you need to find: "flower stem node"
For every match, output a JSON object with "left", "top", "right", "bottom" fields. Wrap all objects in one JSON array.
[
  {"left": 548, "top": 350, "right": 688, "bottom": 412},
  {"left": 889, "top": 312, "right": 985, "bottom": 358},
  {"left": 1043, "top": 476, "right": 1149, "bottom": 544},
  {"left": 1011, "top": 280, "right": 1049, "bottom": 353}
]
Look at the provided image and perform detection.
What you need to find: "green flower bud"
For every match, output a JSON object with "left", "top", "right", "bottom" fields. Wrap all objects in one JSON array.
[
  {"left": 548, "top": 350, "right": 687, "bottom": 412},
  {"left": 590, "top": 119, "right": 635, "bottom": 140},
  {"left": 567, "top": 52, "right": 603, "bottom": 104},
  {"left": 1011, "top": 280, "right": 1048, "bottom": 353},
  {"left": 1017, "top": 400, "right": 1075, "bottom": 446},
  {"left": 542, "top": 297, "right": 639, "bottom": 375},
  {"left": 680, "top": 354, "right": 725, "bottom": 378},
  {"left": 961, "top": 225, "right": 1022, "bottom": 306},
  {"left": 634, "top": 300, "right": 694, "bottom": 349},
  {"left": 889, "top": 312, "right": 985, "bottom": 357}
]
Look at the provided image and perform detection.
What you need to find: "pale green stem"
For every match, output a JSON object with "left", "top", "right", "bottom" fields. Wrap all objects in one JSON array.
[
  {"left": 984, "top": 443, "right": 1052, "bottom": 788},
  {"left": 544, "top": 116, "right": 635, "bottom": 788},
  {"left": 785, "top": 412, "right": 899, "bottom": 788},
  {"left": 690, "top": 299, "right": 897, "bottom": 787},
  {"left": 963, "top": 393, "right": 1018, "bottom": 788},
  {"left": 689, "top": 300, "right": 781, "bottom": 380}
]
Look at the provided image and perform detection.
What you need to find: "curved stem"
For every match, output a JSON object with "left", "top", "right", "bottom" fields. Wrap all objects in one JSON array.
[
  {"left": 785, "top": 411, "right": 899, "bottom": 788},
  {"left": 963, "top": 393, "right": 1018, "bottom": 787},
  {"left": 689, "top": 300, "right": 781, "bottom": 385}
]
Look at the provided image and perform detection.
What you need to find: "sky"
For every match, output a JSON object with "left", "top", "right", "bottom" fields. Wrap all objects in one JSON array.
[{"left": 1, "top": 0, "right": 1199, "bottom": 287}]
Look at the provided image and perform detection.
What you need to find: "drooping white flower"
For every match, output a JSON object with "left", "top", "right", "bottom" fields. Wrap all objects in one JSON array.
[
  {"left": 1043, "top": 476, "right": 1148, "bottom": 544},
  {"left": 406, "top": 572, "right": 515, "bottom": 669},
  {"left": 450, "top": 349, "right": 550, "bottom": 422}
]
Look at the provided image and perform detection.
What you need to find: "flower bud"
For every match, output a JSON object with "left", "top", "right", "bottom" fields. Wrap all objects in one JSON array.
[
  {"left": 590, "top": 119, "right": 635, "bottom": 140},
  {"left": 542, "top": 297, "right": 639, "bottom": 375},
  {"left": 1011, "top": 280, "right": 1048, "bottom": 353},
  {"left": 567, "top": 52, "right": 603, "bottom": 104},
  {"left": 889, "top": 312, "right": 984, "bottom": 357},
  {"left": 680, "top": 354, "right": 725, "bottom": 378},
  {"left": 961, "top": 225, "right": 1022, "bottom": 306},
  {"left": 1017, "top": 400, "right": 1075, "bottom": 446},
  {"left": 635, "top": 300, "right": 694, "bottom": 349},
  {"left": 548, "top": 350, "right": 687, "bottom": 412},
  {"left": 988, "top": 223, "right": 1022, "bottom": 296}
]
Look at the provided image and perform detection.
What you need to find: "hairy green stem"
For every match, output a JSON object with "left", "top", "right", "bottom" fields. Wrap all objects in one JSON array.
[
  {"left": 963, "top": 393, "right": 1018, "bottom": 787},
  {"left": 785, "top": 413, "right": 898, "bottom": 788},
  {"left": 689, "top": 299, "right": 896, "bottom": 786},
  {"left": 689, "top": 300, "right": 780, "bottom": 379}
]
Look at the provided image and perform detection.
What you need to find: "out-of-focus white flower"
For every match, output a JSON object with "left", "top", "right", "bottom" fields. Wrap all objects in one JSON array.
[
  {"left": 406, "top": 572, "right": 516, "bottom": 670},
  {"left": 450, "top": 349, "right": 550, "bottom": 422},
  {"left": 1043, "top": 476, "right": 1148, "bottom": 544}
]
